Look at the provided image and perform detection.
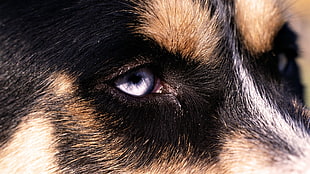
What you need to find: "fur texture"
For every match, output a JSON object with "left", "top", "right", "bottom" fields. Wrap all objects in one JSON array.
[{"left": 0, "top": 0, "right": 308, "bottom": 173}]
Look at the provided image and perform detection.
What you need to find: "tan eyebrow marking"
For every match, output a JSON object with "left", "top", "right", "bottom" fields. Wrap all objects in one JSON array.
[
  {"left": 235, "top": 0, "right": 288, "bottom": 54},
  {"left": 133, "top": 0, "right": 220, "bottom": 62}
]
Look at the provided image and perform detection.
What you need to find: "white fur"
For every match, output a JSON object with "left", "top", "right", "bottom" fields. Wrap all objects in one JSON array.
[{"left": 234, "top": 55, "right": 310, "bottom": 173}]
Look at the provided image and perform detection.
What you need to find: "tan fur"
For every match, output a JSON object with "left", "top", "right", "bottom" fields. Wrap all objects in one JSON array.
[
  {"left": 129, "top": 160, "right": 218, "bottom": 174},
  {"left": 0, "top": 73, "right": 77, "bottom": 174},
  {"left": 49, "top": 73, "right": 112, "bottom": 148},
  {"left": 49, "top": 72, "right": 77, "bottom": 96},
  {"left": 235, "top": 0, "right": 287, "bottom": 53},
  {"left": 126, "top": 147, "right": 219, "bottom": 174},
  {"left": 218, "top": 133, "right": 278, "bottom": 174},
  {"left": 133, "top": 0, "right": 220, "bottom": 61},
  {"left": 0, "top": 113, "right": 58, "bottom": 174},
  {"left": 50, "top": 73, "right": 129, "bottom": 171}
]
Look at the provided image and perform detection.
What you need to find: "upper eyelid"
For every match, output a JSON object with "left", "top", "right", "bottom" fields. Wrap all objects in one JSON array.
[
  {"left": 113, "top": 64, "right": 151, "bottom": 81},
  {"left": 98, "top": 60, "right": 153, "bottom": 83}
]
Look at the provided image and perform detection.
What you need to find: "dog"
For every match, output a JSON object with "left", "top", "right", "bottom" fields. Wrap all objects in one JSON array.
[{"left": 0, "top": 0, "right": 308, "bottom": 173}]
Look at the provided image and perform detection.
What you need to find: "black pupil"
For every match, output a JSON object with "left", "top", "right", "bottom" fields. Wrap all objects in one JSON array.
[{"left": 128, "top": 73, "right": 142, "bottom": 84}]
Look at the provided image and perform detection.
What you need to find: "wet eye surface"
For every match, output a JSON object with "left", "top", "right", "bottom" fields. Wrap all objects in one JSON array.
[{"left": 115, "top": 67, "right": 157, "bottom": 96}]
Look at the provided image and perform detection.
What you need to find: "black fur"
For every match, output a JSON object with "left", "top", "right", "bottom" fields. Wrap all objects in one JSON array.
[{"left": 0, "top": 0, "right": 307, "bottom": 173}]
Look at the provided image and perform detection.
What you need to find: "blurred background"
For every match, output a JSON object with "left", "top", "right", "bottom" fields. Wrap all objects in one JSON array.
[{"left": 292, "top": 0, "right": 310, "bottom": 105}]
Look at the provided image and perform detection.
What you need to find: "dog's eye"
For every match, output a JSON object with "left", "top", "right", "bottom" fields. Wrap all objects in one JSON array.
[{"left": 115, "top": 68, "right": 157, "bottom": 96}]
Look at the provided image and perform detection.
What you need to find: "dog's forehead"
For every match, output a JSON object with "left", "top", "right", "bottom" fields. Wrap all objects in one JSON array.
[{"left": 133, "top": 0, "right": 288, "bottom": 60}]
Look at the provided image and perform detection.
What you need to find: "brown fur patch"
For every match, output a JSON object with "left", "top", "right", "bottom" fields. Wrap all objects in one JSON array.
[
  {"left": 235, "top": 0, "right": 288, "bottom": 53},
  {"left": 0, "top": 113, "right": 58, "bottom": 173},
  {"left": 130, "top": 159, "right": 218, "bottom": 173},
  {"left": 133, "top": 0, "right": 220, "bottom": 61},
  {"left": 126, "top": 146, "right": 219, "bottom": 174},
  {"left": 0, "top": 73, "right": 78, "bottom": 173},
  {"left": 49, "top": 72, "right": 129, "bottom": 172},
  {"left": 49, "top": 72, "right": 77, "bottom": 96},
  {"left": 218, "top": 132, "right": 277, "bottom": 174},
  {"left": 49, "top": 72, "right": 111, "bottom": 147}
]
